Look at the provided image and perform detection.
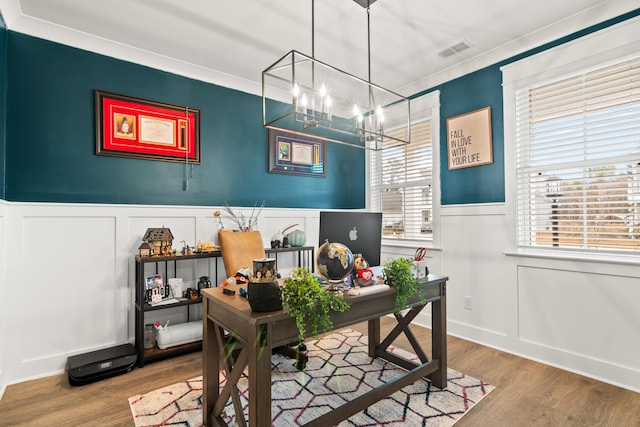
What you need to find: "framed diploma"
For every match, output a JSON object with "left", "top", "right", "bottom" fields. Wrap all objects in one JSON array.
[
  {"left": 268, "top": 129, "right": 327, "bottom": 177},
  {"left": 95, "top": 90, "right": 201, "bottom": 163}
]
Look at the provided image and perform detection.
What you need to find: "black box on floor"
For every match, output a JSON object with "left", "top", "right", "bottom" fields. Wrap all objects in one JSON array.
[{"left": 66, "top": 343, "right": 137, "bottom": 386}]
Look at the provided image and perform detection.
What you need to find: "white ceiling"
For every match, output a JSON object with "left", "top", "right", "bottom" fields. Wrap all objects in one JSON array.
[{"left": 0, "top": 0, "right": 638, "bottom": 96}]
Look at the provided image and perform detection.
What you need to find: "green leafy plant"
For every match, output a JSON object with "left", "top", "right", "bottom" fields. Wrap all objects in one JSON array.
[
  {"left": 382, "top": 257, "right": 425, "bottom": 313},
  {"left": 281, "top": 267, "right": 350, "bottom": 345}
]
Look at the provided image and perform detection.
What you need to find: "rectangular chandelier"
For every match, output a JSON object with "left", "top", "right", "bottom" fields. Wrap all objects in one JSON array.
[{"left": 262, "top": 50, "right": 411, "bottom": 150}]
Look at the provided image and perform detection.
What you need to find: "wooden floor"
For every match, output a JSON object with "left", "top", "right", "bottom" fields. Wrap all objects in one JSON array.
[{"left": 1, "top": 317, "right": 639, "bottom": 426}]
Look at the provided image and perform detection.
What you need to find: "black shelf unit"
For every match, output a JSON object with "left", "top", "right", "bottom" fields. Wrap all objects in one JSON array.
[
  {"left": 134, "top": 252, "right": 221, "bottom": 367},
  {"left": 134, "top": 246, "right": 314, "bottom": 367},
  {"left": 266, "top": 245, "right": 315, "bottom": 273}
]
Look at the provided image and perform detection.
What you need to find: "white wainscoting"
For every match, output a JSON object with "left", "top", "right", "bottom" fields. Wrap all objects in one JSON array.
[
  {"left": 437, "top": 203, "right": 640, "bottom": 393},
  {"left": 0, "top": 202, "right": 322, "bottom": 390},
  {"left": 1, "top": 201, "right": 639, "bottom": 395},
  {"left": 517, "top": 266, "right": 640, "bottom": 374}
]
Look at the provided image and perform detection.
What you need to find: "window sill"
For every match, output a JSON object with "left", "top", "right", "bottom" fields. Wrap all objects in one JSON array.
[{"left": 504, "top": 248, "right": 640, "bottom": 267}]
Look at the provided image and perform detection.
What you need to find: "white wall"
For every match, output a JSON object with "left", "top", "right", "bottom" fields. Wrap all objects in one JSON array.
[
  {"left": 0, "top": 202, "right": 321, "bottom": 394},
  {"left": 0, "top": 200, "right": 638, "bottom": 398},
  {"left": 416, "top": 203, "right": 640, "bottom": 393}
]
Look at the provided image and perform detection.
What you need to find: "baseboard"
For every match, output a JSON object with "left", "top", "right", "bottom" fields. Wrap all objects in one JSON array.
[{"left": 447, "top": 320, "right": 640, "bottom": 393}]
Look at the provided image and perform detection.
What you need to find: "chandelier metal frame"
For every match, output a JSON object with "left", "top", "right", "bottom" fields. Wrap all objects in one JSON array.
[{"left": 261, "top": 0, "right": 411, "bottom": 150}]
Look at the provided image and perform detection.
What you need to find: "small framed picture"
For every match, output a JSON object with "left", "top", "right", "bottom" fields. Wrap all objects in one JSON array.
[
  {"left": 446, "top": 106, "right": 493, "bottom": 170},
  {"left": 168, "top": 277, "right": 183, "bottom": 299},
  {"left": 145, "top": 274, "right": 163, "bottom": 290},
  {"left": 145, "top": 274, "right": 168, "bottom": 303},
  {"left": 268, "top": 129, "right": 327, "bottom": 177}
]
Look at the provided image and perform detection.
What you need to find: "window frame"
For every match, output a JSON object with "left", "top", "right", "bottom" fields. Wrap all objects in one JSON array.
[
  {"left": 502, "top": 17, "right": 640, "bottom": 259},
  {"left": 367, "top": 91, "right": 441, "bottom": 247}
]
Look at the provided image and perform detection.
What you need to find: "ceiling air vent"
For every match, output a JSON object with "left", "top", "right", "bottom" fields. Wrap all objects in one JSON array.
[{"left": 438, "top": 40, "right": 471, "bottom": 58}]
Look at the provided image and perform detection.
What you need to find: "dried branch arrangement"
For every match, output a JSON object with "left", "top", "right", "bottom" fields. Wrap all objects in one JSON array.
[{"left": 214, "top": 201, "right": 266, "bottom": 231}]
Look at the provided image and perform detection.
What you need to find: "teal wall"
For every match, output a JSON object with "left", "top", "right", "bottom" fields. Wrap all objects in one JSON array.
[
  {"left": 3, "top": 33, "right": 364, "bottom": 208},
  {"left": 2, "top": 9, "right": 638, "bottom": 207},
  {"left": 0, "top": 15, "right": 6, "bottom": 199},
  {"left": 437, "top": 66, "right": 505, "bottom": 205},
  {"left": 429, "top": 8, "right": 639, "bottom": 205}
]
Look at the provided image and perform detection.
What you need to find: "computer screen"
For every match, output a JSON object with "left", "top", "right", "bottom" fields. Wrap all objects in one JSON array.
[{"left": 318, "top": 211, "right": 383, "bottom": 267}]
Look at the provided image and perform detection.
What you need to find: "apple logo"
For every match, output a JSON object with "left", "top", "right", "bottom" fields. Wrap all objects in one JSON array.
[{"left": 349, "top": 227, "right": 358, "bottom": 241}]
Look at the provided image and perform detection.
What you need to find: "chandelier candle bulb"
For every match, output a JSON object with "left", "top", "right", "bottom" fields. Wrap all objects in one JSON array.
[
  {"left": 354, "top": 105, "right": 364, "bottom": 130},
  {"left": 292, "top": 84, "right": 301, "bottom": 114},
  {"left": 319, "top": 83, "right": 327, "bottom": 98},
  {"left": 300, "top": 93, "right": 309, "bottom": 120},
  {"left": 319, "top": 83, "right": 327, "bottom": 118}
]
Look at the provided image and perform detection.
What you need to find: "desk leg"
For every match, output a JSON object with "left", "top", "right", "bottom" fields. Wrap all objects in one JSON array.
[
  {"left": 202, "top": 298, "right": 220, "bottom": 427},
  {"left": 247, "top": 324, "right": 272, "bottom": 427},
  {"left": 368, "top": 318, "right": 381, "bottom": 358},
  {"left": 430, "top": 287, "right": 448, "bottom": 389}
]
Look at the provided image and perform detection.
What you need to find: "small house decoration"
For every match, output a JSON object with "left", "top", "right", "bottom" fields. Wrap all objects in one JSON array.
[
  {"left": 142, "top": 227, "right": 174, "bottom": 256},
  {"left": 138, "top": 240, "right": 154, "bottom": 257}
]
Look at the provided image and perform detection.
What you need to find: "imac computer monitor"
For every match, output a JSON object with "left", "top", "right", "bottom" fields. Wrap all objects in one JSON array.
[{"left": 318, "top": 211, "right": 383, "bottom": 267}]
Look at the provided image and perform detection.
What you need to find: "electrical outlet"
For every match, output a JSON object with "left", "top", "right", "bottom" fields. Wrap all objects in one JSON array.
[{"left": 463, "top": 296, "right": 472, "bottom": 310}]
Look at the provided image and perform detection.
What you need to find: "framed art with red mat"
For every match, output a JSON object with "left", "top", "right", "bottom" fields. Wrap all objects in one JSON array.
[{"left": 95, "top": 90, "right": 201, "bottom": 163}]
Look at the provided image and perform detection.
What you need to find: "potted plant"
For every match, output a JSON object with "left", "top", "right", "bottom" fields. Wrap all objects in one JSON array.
[
  {"left": 382, "top": 257, "right": 426, "bottom": 313},
  {"left": 281, "top": 267, "right": 350, "bottom": 346}
]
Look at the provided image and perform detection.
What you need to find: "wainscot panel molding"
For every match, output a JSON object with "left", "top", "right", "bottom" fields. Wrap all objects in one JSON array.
[
  {"left": 1, "top": 201, "right": 639, "bottom": 394},
  {"left": 0, "top": 202, "right": 325, "bottom": 388},
  {"left": 517, "top": 266, "right": 640, "bottom": 387},
  {"left": 440, "top": 203, "right": 640, "bottom": 393}
]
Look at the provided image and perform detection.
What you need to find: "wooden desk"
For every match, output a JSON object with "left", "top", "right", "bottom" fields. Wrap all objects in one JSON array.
[{"left": 202, "top": 274, "right": 448, "bottom": 427}]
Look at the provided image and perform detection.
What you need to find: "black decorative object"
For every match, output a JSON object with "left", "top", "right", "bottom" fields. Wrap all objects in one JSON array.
[
  {"left": 248, "top": 281, "right": 282, "bottom": 312},
  {"left": 144, "top": 284, "right": 171, "bottom": 302},
  {"left": 197, "top": 276, "right": 212, "bottom": 295}
]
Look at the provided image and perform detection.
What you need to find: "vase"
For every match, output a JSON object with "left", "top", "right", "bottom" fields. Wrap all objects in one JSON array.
[{"left": 287, "top": 229, "right": 306, "bottom": 247}]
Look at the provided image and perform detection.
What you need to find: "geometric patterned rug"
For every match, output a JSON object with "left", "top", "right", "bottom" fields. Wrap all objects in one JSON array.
[{"left": 129, "top": 329, "right": 494, "bottom": 426}]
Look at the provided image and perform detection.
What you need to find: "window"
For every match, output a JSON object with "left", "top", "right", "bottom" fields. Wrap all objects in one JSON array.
[
  {"left": 513, "top": 55, "right": 640, "bottom": 252},
  {"left": 369, "top": 119, "right": 433, "bottom": 241}
]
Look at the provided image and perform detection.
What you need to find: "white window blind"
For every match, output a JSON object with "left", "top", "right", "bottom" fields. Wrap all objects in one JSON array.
[
  {"left": 370, "top": 119, "right": 433, "bottom": 241},
  {"left": 515, "top": 56, "right": 640, "bottom": 252}
]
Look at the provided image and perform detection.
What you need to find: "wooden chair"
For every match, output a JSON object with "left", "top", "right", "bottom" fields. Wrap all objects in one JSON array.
[
  {"left": 218, "top": 230, "right": 307, "bottom": 369},
  {"left": 218, "top": 230, "right": 266, "bottom": 280}
]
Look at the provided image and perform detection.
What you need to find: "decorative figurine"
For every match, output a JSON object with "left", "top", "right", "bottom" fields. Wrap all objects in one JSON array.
[
  {"left": 138, "top": 240, "right": 154, "bottom": 257},
  {"left": 271, "top": 223, "right": 298, "bottom": 248},
  {"left": 199, "top": 241, "right": 218, "bottom": 252},
  {"left": 221, "top": 267, "right": 251, "bottom": 287},
  {"left": 352, "top": 254, "right": 374, "bottom": 287},
  {"left": 142, "top": 227, "right": 174, "bottom": 256}
]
